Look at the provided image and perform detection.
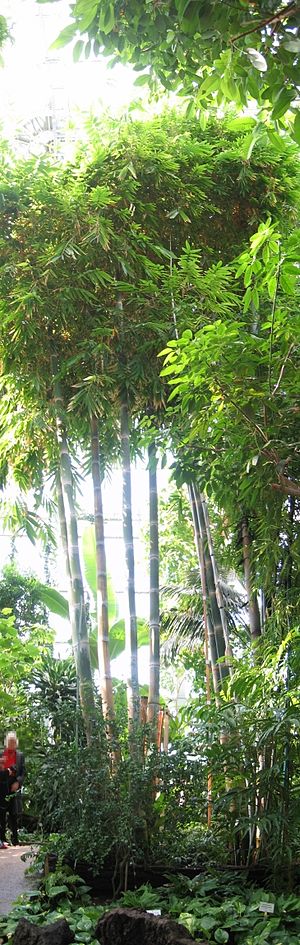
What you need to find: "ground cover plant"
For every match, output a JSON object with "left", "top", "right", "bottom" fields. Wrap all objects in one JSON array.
[{"left": 2, "top": 867, "right": 300, "bottom": 945}]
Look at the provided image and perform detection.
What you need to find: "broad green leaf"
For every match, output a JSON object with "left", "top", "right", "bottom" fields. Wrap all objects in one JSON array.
[
  {"left": 247, "top": 47, "right": 268, "bottom": 72},
  {"left": 50, "top": 23, "right": 78, "bottom": 50},
  {"left": 38, "top": 585, "right": 69, "bottom": 620},
  {"left": 200, "top": 914, "right": 216, "bottom": 931},
  {"left": 78, "top": 1, "right": 99, "bottom": 32},
  {"left": 82, "top": 524, "right": 97, "bottom": 598},
  {"left": 73, "top": 39, "right": 85, "bottom": 62},
  {"left": 267, "top": 275, "right": 277, "bottom": 299},
  {"left": 48, "top": 886, "right": 69, "bottom": 898},
  {"left": 283, "top": 38, "right": 300, "bottom": 53},
  {"left": 175, "top": 0, "right": 192, "bottom": 19},
  {"left": 214, "top": 931, "right": 229, "bottom": 944},
  {"left": 272, "top": 88, "right": 294, "bottom": 120},
  {"left": 109, "top": 617, "right": 149, "bottom": 661},
  {"left": 134, "top": 74, "right": 150, "bottom": 87},
  {"left": 99, "top": 3, "right": 115, "bottom": 34},
  {"left": 82, "top": 524, "right": 119, "bottom": 624}
]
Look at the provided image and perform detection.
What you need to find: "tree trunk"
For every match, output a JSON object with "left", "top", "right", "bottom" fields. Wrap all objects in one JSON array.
[
  {"left": 188, "top": 483, "right": 220, "bottom": 698},
  {"left": 91, "top": 413, "right": 115, "bottom": 720},
  {"left": 56, "top": 469, "right": 72, "bottom": 587},
  {"left": 191, "top": 483, "right": 229, "bottom": 691},
  {"left": 187, "top": 483, "right": 213, "bottom": 823},
  {"left": 120, "top": 394, "right": 139, "bottom": 723},
  {"left": 241, "top": 517, "right": 261, "bottom": 641},
  {"left": 201, "top": 493, "right": 233, "bottom": 663},
  {"left": 53, "top": 373, "right": 95, "bottom": 744},
  {"left": 147, "top": 442, "right": 160, "bottom": 729}
]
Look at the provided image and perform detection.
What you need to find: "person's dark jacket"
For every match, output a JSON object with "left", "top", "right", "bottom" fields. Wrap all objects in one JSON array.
[{"left": 15, "top": 751, "right": 25, "bottom": 789}]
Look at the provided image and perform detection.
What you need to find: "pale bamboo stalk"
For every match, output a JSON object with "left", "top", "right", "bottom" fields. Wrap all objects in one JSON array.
[
  {"left": 190, "top": 483, "right": 229, "bottom": 691},
  {"left": 201, "top": 492, "right": 233, "bottom": 666},
  {"left": 188, "top": 483, "right": 213, "bottom": 823},
  {"left": 147, "top": 442, "right": 160, "bottom": 729},
  {"left": 53, "top": 369, "right": 95, "bottom": 744},
  {"left": 90, "top": 413, "right": 115, "bottom": 719},
  {"left": 188, "top": 483, "right": 220, "bottom": 697},
  {"left": 120, "top": 395, "right": 139, "bottom": 723},
  {"left": 241, "top": 518, "right": 261, "bottom": 641},
  {"left": 163, "top": 709, "right": 170, "bottom": 753}
]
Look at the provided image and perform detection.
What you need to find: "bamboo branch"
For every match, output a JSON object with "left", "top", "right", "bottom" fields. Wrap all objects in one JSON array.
[
  {"left": 272, "top": 343, "right": 295, "bottom": 396},
  {"left": 268, "top": 265, "right": 281, "bottom": 395},
  {"left": 272, "top": 475, "right": 300, "bottom": 498}
]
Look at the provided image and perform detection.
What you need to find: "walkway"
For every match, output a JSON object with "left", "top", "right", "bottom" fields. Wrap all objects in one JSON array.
[{"left": 0, "top": 846, "right": 38, "bottom": 915}]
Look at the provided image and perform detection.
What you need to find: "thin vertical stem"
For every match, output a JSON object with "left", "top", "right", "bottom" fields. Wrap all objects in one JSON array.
[
  {"left": 201, "top": 493, "right": 233, "bottom": 665},
  {"left": 147, "top": 442, "right": 160, "bottom": 729},
  {"left": 120, "top": 395, "right": 139, "bottom": 723},
  {"left": 241, "top": 517, "right": 261, "bottom": 641},
  {"left": 53, "top": 364, "right": 95, "bottom": 744},
  {"left": 91, "top": 413, "right": 115, "bottom": 720}
]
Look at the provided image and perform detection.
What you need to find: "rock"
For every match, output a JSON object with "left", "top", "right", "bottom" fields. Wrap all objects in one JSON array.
[
  {"left": 95, "top": 907, "right": 208, "bottom": 945},
  {"left": 13, "top": 918, "right": 74, "bottom": 945}
]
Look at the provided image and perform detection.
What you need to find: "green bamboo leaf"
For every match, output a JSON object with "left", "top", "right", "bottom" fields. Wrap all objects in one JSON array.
[
  {"left": 272, "top": 88, "right": 294, "bottom": 120},
  {"left": 243, "top": 286, "right": 252, "bottom": 313},
  {"left": 267, "top": 275, "right": 277, "bottom": 299},
  {"left": 243, "top": 266, "right": 252, "bottom": 288},
  {"left": 99, "top": 3, "right": 115, "bottom": 34},
  {"left": 293, "top": 110, "right": 300, "bottom": 146}
]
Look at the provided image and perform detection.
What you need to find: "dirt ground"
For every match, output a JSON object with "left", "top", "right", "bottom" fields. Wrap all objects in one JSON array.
[{"left": 0, "top": 846, "right": 38, "bottom": 915}]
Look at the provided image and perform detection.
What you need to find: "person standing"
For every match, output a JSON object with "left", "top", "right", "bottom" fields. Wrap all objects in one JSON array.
[
  {"left": 0, "top": 757, "right": 10, "bottom": 848},
  {"left": 2, "top": 732, "right": 25, "bottom": 845}
]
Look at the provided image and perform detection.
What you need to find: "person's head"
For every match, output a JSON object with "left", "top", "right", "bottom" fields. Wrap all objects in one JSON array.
[{"left": 5, "top": 732, "right": 18, "bottom": 751}]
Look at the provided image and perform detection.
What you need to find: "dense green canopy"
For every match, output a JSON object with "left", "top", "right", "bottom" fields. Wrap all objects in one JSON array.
[{"left": 48, "top": 0, "right": 300, "bottom": 138}]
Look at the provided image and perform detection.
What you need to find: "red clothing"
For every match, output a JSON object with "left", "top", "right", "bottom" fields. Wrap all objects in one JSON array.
[{"left": 2, "top": 749, "right": 16, "bottom": 770}]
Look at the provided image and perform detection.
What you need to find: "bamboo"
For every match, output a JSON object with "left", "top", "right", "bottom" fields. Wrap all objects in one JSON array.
[
  {"left": 53, "top": 369, "right": 95, "bottom": 744},
  {"left": 90, "top": 413, "right": 115, "bottom": 720},
  {"left": 201, "top": 492, "right": 233, "bottom": 665},
  {"left": 147, "top": 442, "right": 160, "bottom": 730},
  {"left": 188, "top": 483, "right": 213, "bottom": 823},
  {"left": 120, "top": 394, "right": 139, "bottom": 723},
  {"left": 241, "top": 518, "right": 261, "bottom": 640},
  {"left": 163, "top": 709, "right": 170, "bottom": 754},
  {"left": 56, "top": 470, "right": 71, "bottom": 587},
  {"left": 191, "top": 483, "right": 229, "bottom": 691},
  {"left": 188, "top": 483, "right": 220, "bottom": 697}
]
